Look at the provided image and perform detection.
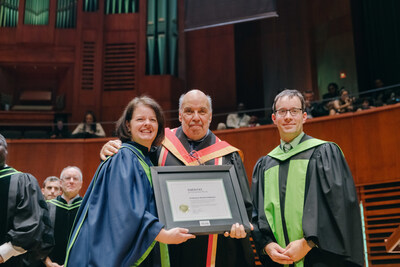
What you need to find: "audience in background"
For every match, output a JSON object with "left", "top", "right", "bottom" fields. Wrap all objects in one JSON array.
[
  {"left": 303, "top": 90, "right": 321, "bottom": 118},
  {"left": 226, "top": 103, "right": 251, "bottom": 128},
  {"left": 50, "top": 117, "right": 70, "bottom": 139},
  {"left": 3, "top": 81, "right": 399, "bottom": 135},
  {"left": 370, "top": 78, "right": 400, "bottom": 106},
  {"left": 322, "top": 82, "right": 340, "bottom": 102},
  {"left": 329, "top": 88, "right": 355, "bottom": 115},
  {"left": 386, "top": 91, "right": 400, "bottom": 105},
  {"left": 248, "top": 115, "right": 260, "bottom": 127},
  {"left": 356, "top": 98, "right": 375, "bottom": 111},
  {"left": 218, "top": 103, "right": 252, "bottom": 130},
  {"left": 71, "top": 111, "right": 106, "bottom": 138}
]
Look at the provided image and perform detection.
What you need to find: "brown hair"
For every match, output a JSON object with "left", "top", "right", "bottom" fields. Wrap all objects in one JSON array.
[
  {"left": 272, "top": 89, "right": 305, "bottom": 112},
  {"left": 116, "top": 96, "right": 165, "bottom": 146}
]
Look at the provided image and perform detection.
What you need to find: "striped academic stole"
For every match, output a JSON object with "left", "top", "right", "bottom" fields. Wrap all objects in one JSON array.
[
  {"left": 159, "top": 128, "right": 240, "bottom": 166},
  {"left": 159, "top": 128, "right": 240, "bottom": 267},
  {"left": 0, "top": 167, "right": 21, "bottom": 179},
  {"left": 47, "top": 198, "right": 83, "bottom": 211}
]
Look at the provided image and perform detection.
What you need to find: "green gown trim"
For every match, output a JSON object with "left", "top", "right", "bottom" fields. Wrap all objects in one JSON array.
[
  {"left": 268, "top": 138, "right": 327, "bottom": 161},
  {"left": 264, "top": 138, "right": 327, "bottom": 267},
  {"left": 47, "top": 199, "right": 83, "bottom": 210},
  {"left": 0, "top": 167, "right": 20, "bottom": 179}
]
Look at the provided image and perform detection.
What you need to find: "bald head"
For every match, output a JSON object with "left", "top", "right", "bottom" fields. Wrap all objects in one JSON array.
[
  {"left": 178, "top": 89, "right": 213, "bottom": 140},
  {"left": 0, "top": 134, "right": 7, "bottom": 168},
  {"left": 179, "top": 89, "right": 212, "bottom": 112}
]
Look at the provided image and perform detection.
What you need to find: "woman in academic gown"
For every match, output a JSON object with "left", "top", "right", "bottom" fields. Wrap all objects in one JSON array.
[{"left": 64, "top": 96, "right": 195, "bottom": 267}]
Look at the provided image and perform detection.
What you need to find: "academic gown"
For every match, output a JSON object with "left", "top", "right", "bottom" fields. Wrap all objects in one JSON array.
[
  {"left": 251, "top": 135, "right": 364, "bottom": 267},
  {"left": 64, "top": 142, "right": 165, "bottom": 267},
  {"left": 157, "top": 127, "right": 255, "bottom": 267},
  {"left": 46, "top": 195, "right": 83, "bottom": 265},
  {"left": 0, "top": 166, "right": 54, "bottom": 267}
]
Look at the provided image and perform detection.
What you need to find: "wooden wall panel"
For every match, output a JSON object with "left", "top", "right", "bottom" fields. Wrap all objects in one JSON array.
[
  {"left": 185, "top": 25, "right": 237, "bottom": 129},
  {"left": 7, "top": 138, "right": 108, "bottom": 194}
]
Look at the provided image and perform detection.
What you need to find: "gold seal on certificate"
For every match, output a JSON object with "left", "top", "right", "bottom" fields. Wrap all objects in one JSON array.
[{"left": 179, "top": 204, "right": 189, "bottom": 213}]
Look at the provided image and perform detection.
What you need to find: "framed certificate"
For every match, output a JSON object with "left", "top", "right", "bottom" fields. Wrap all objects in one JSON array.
[{"left": 151, "top": 165, "right": 251, "bottom": 235}]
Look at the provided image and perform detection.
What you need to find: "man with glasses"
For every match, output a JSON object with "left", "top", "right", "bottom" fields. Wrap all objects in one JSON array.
[
  {"left": 44, "top": 166, "right": 83, "bottom": 267},
  {"left": 100, "top": 89, "right": 254, "bottom": 267},
  {"left": 251, "top": 89, "right": 364, "bottom": 266}
]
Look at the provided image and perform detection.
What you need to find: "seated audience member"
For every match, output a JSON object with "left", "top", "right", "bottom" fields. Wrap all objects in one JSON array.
[
  {"left": 248, "top": 115, "right": 260, "bottom": 127},
  {"left": 50, "top": 117, "right": 70, "bottom": 139},
  {"left": 356, "top": 98, "right": 375, "bottom": 111},
  {"left": 217, "top": 103, "right": 252, "bottom": 130},
  {"left": 329, "top": 89, "right": 355, "bottom": 115},
  {"left": 321, "top": 83, "right": 339, "bottom": 113},
  {"left": 41, "top": 176, "right": 61, "bottom": 200},
  {"left": 226, "top": 103, "right": 251, "bottom": 128},
  {"left": 372, "top": 78, "right": 386, "bottom": 106},
  {"left": 322, "top": 83, "right": 339, "bottom": 102},
  {"left": 374, "top": 78, "right": 384, "bottom": 89},
  {"left": 303, "top": 90, "right": 321, "bottom": 118},
  {"left": 44, "top": 166, "right": 83, "bottom": 267},
  {"left": 386, "top": 91, "right": 400, "bottom": 105},
  {"left": 71, "top": 111, "right": 105, "bottom": 138},
  {"left": 0, "top": 134, "right": 54, "bottom": 267}
]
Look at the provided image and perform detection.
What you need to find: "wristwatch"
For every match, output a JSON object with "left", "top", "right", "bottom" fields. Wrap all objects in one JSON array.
[
  {"left": 262, "top": 246, "right": 268, "bottom": 255},
  {"left": 306, "top": 238, "right": 318, "bottom": 249}
]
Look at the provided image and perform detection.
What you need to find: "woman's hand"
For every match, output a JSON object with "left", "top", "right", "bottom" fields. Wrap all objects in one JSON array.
[{"left": 155, "top": 228, "right": 196, "bottom": 244}]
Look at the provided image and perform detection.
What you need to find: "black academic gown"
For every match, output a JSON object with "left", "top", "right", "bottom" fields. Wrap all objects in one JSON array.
[
  {"left": 0, "top": 166, "right": 54, "bottom": 267},
  {"left": 251, "top": 135, "right": 364, "bottom": 267},
  {"left": 46, "top": 195, "right": 82, "bottom": 265},
  {"left": 157, "top": 127, "right": 255, "bottom": 267}
]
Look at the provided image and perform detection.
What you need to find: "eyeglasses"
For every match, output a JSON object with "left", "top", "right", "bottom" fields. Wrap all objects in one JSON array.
[
  {"left": 274, "top": 108, "right": 303, "bottom": 117},
  {"left": 62, "top": 176, "right": 80, "bottom": 182}
]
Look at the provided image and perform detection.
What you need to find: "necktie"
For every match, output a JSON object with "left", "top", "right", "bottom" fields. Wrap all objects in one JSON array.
[{"left": 283, "top": 143, "right": 292, "bottom": 153}]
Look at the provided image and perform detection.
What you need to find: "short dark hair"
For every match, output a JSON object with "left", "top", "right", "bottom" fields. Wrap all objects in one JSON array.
[
  {"left": 272, "top": 89, "right": 305, "bottom": 112},
  {"left": 43, "top": 176, "right": 60, "bottom": 188},
  {"left": 0, "top": 134, "right": 7, "bottom": 168},
  {"left": 116, "top": 96, "right": 165, "bottom": 146},
  {"left": 328, "top": 82, "right": 339, "bottom": 90}
]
